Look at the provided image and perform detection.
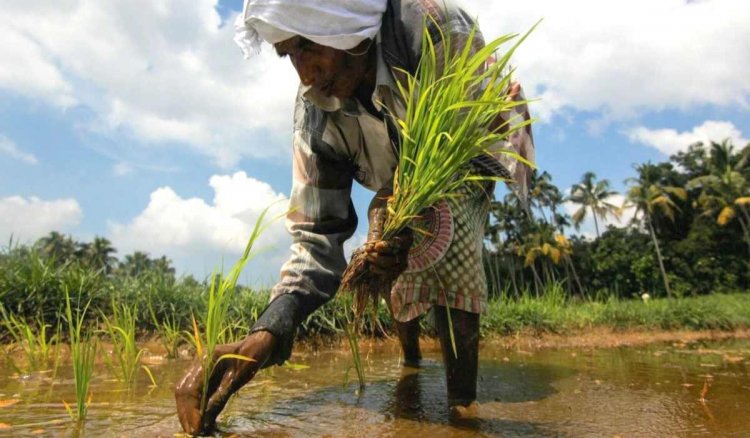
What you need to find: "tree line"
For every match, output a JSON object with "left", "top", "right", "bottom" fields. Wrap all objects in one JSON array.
[
  {"left": 2, "top": 139, "right": 748, "bottom": 310},
  {"left": 485, "top": 139, "right": 749, "bottom": 299},
  {"left": 21, "top": 232, "right": 176, "bottom": 279}
]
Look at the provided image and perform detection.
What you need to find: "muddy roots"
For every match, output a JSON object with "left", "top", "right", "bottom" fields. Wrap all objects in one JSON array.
[{"left": 340, "top": 245, "right": 400, "bottom": 317}]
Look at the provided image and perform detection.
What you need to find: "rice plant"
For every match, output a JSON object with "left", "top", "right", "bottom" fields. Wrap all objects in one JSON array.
[
  {"left": 341, "top": 19, "right": 538, "bottom": 313},
  {"left": 63, "top": 286, "right": 97, "bottom": 423},
  {"left": 147, "top": 302, "right": 183, "bottom": 358},
  {"left": 100, "top": 301, "right": 143, "bottom": 384},
  {"left": 186, "top": 205, "right": 282, "bottom": 423},
  {"left": 0, "top": 306, "right": 61, "bottom": 373},
  {"left": 341, "top": 295, "right": 366, "bottom": 391}
]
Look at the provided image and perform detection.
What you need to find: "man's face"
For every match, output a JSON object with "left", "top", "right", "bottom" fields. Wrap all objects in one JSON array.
[{"left": 274, "top": 36, "right": 372, "bottom": 99}]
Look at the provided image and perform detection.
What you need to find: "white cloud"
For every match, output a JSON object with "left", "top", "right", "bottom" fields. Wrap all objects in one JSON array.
[
  {"left": 3, "top": 0, "right": 749, "bottom": 167},
  {"left": 0, "top": 196, "right": 83, "bottom": 243},
  {"left": 626, "top": 120, "right": 748, "bottom": 156},
  {"left": 0, "top": 0, "right": 298, "bottom": 167},
  {"left": 461, "top": 0, "right": 750, "bottom": 121},
  {"left": 113, "top": 162, "right": 134, "bottom": 176},
  {"left": 0, "top": 23, "right": 75, "bottom": 108},
  {"left": 0, "top": 135, "right": 38, "bottom": 165},
  {"left": 563, "top": 193, "right": 636, "bottom": 239},
  {"left": 108, "top": 171, "right": 291, "bottom": 281}
]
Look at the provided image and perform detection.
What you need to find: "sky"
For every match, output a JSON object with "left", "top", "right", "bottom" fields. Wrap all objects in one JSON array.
[{"left": 1, "top": 0, "right": 749, "bottom": 285}]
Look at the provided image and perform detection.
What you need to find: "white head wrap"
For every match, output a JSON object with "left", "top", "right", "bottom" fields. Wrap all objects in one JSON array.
[{"left": 233, "top": 0, "right": 388, "bottom": 59}]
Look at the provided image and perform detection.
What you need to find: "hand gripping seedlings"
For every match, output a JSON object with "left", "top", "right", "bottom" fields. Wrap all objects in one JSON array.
[{"left": 340, "top": 20, "right": 537, "bottom": 317}]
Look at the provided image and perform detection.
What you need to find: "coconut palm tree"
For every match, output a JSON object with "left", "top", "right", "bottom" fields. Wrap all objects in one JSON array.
[
  {"left": 529, "top": 171, "right": 561, "bottom": 224},
  {"left": 515, "top": 222, "right": 573, "bottom": 293},
  {"left": 119, "top": 251, "right": 153, "bottom": 277},
  {"left": 687, "top": 141, "right": 750, "bottom": 254},
  {"left": 84, "top": 237, "right": 118, "bottom": 273},
  {"left": 36, "top": 231, "right": 77, "bottom": 263},
  {"left": 567, "top": 172, "right": 621, "bottom": 238},
  {"left": 626, "top": 163, "right": 687, "bottom": 298}
]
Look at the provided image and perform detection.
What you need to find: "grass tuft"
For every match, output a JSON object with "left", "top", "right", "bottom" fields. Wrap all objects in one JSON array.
[
  {"left": 63, "top": 285, "right": 97, "bottom": 423},
  {"left": 100, "top": 300, "right": 143, "bottom": 385}
]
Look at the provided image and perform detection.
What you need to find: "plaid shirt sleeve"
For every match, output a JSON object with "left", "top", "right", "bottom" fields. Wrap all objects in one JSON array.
[{"left": 269, "top": 92, "right": 358, "bottom": 307}]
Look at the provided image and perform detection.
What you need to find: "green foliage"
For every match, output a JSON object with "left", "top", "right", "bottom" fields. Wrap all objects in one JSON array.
[
  {"left": 567, "top": 171, "right": 621, "bottom": 237},
  {"left": 481, "top": 285, "right": 750, "bottom": 336},
  {"left": 63, "top": 285, "right": 97, "bottom": 423},
  {"left": 487, "top": 140, "right": 749, "bottom": 301},
  {"left": 0, "top": 306, "right": 60, "bottom": 373},
  {"left": 100, "top": 301, "right": 143, "bottom": 384},
  {"left": 384, "top": 21, "right": 536, "bottom": 238}
]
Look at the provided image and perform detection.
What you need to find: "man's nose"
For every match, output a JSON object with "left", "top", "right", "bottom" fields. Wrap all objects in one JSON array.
[{"left": 298, "top": 71, "right": 315, "bottom": 87}]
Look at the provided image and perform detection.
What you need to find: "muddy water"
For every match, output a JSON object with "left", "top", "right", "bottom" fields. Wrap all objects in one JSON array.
[{"left": 1, "top": 337, "right": 749, "bottom": 437}]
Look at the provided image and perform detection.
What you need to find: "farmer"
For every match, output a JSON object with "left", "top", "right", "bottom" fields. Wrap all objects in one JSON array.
[{"left": 175, "top": 0, "right": 534, "bottom": 434}]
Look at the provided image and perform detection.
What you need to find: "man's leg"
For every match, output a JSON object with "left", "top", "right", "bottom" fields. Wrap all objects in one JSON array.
[
  {"left": 434, "top": 305, "right": 479, "bottom": 407},
  {"left": 394, "top": 317, "right": 422, "bottom": 367}
]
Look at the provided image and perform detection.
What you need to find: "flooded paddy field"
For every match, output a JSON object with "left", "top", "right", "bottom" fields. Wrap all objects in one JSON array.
[{"left": 1, "top": 337, "right": 749, "bottom": 437}]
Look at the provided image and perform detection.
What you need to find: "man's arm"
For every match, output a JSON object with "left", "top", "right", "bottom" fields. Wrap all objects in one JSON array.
[
  {"left": 250, "top": 93, "right": 358, "bottom": 366},
  {"left": 175, "top": 89, "right": 358, "bottom": 436}
]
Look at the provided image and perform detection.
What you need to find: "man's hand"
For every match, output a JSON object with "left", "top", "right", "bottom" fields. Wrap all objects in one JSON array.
[
  {"left": 360, "top": 188, "right": 413, "bottom": 277},
  {"left": 362, "top": 231, "right": 412, "bottom": 275},
  {"left": 175, "top": 331, "right": 276, "bottom": 435}
]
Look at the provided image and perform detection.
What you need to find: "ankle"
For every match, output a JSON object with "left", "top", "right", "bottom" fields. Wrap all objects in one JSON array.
[{"left": 402, "top": 355, "right": 422, "bottom": 368}]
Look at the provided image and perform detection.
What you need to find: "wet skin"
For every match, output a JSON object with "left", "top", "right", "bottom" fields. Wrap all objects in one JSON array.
[
  {"left": 175, "top": 36, "right": 480, "bottom": 435},
  {"left": 174, "top": 331, "right": 277, "bottom": 435}
]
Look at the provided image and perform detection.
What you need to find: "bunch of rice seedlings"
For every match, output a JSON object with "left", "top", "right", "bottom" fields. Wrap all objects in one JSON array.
[
  {"left": 100, "top": 301, "right": 143, "bottom": 385},
  {"left": 0, "top": 306, "right": 61, "bottom": 373},
  {"left": 63, "top": 286, "right": 97, "bottom": 423},
  {"left": 186, "top": 206, "right": 282, "bottom": 424},
  {"left": 341, "top": 20, "right": 537, "bottom": 314}
]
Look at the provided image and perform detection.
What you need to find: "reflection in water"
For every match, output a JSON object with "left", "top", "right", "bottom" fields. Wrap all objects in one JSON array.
[{"left": 0, "top": 339, "right": 749, "bottom": 436}]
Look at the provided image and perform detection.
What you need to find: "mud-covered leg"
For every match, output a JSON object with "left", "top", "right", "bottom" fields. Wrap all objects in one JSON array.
[
  {"left": 434, "top": 305, "right": 479, "bottom": 407},
  {"left": 395, "top": 317, "right": 422, "bottom": 367}
]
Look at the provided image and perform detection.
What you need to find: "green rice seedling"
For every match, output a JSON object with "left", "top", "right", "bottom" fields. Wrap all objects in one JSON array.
[
  {"left": 341, "top": 19, "right": 538, "bottom": 314},
  {"left": 147, "top": 302, "right": 183, "bottom": 358},
  {"left": 186, "top": 206, "right": 282, "bottom": 425},
  {"left": 100, "top": 301, "right": 143, "bottom": 385},
  {"left": 63, "top": 286, "right": 97, "bottom": 423},
  {"left": 343, "top": 321, "right": 365, "bottom": 391},
  {"left": 0, "top": 306, "right": 61, "bottom": 372},
  {"left": 141, "top": 365, "right": 157, "bottom": 388},
  {"left": 217, "top": 317, "right": 249, "bottom": 345}
]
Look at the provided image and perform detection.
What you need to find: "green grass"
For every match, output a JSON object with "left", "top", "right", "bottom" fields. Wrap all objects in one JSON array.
[
  {"left": 0, "top": 305, "right": 60, "bottom": 373},
  {"left": 63, "top": 286, "right": 97, "bottom": 423},
  {"left": 481, "top": 286, "right": 750, "bottom": 336},
  {"left": 100, "top": 301, "right": 143, "bottom": 384},
  {"left": 148, "top": 302, "right": 183, "bottom": 358}
]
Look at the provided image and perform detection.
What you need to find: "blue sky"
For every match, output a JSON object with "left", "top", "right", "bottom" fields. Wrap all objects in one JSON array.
[{"left": 1, "top": 0, "right": 748, "bottom": 284}]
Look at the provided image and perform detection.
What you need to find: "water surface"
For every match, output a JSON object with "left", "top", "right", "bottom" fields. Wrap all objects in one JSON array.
[{"left": 1, "top": 338, "right": 749, "bottom": 436}]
